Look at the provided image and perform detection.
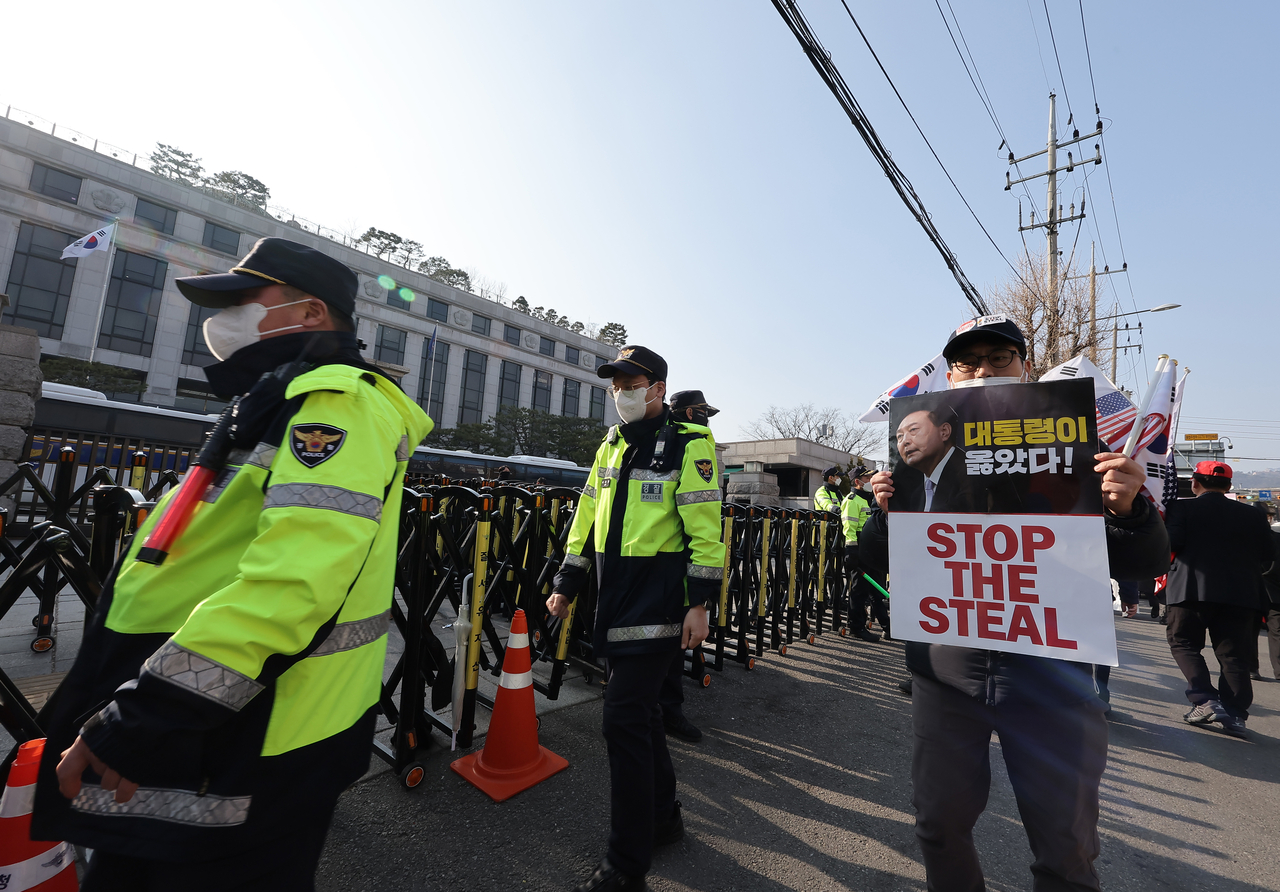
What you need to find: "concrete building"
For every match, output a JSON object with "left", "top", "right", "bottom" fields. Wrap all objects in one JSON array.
[
  {"left": 718, "top": 437, "right": 881, "bottom": 510},
  {"left": 0, "top": 115, "right": 620, "bottom": 430}
]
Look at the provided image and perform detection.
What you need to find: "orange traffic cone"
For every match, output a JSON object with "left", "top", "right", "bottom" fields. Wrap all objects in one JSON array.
[
  {"left": 0, "top": 738, "right": 77, "bottom": 890},
  {"left": 451, "top": 609, "right": 569, "bottom": 801}
]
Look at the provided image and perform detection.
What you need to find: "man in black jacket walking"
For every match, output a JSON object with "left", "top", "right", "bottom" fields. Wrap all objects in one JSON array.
[
  {"left": 1164, "top": 461, "right": 1277, "bottom": 737},
  {"left": 862, "top": 315, "right": 1170, "bottom": 892}
]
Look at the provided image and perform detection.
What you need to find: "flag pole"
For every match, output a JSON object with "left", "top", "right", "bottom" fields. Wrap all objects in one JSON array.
[
  {"left": 87, "top": 220, "right": 118, "bottom": 366},
  {"left": 1121, "top": 354, "right": 1171, "bottom": 458},
  {"left": 424, "top": 325, "right": 438, "bottom": 417}
]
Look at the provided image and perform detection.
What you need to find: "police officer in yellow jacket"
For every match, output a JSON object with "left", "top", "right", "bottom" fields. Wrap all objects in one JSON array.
[
  {"left": 841, "top": 466, "right": 886, "bottom": 642},
  {"left": 33, "top": 238, "right": 433, "bottom": 889},
  {"left": 547, "top": 346, "right": 724, "bottom": 892},
  {"left": 658, "top": 390, "right": 720, "bottom": 744},
  {"left": 814, "top": 466, "right": 844, "bottom": 514}
]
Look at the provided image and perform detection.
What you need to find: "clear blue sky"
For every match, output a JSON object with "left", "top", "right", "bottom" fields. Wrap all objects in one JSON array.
[{"left": 6, "top": 2, "right": 1277, "bottom": 466}]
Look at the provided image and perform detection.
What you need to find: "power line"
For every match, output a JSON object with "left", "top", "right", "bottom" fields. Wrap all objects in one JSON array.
[
  {"left": 769, "top": 0, "right": 989, "bottom": 314},
  {"left": 1041, "top": 0, "right": 1075, "bottom": 121},
  {"left": 932, "top": 1, "right": 1044, "bottom": 225},
  {"left": 834, "top": 0, "right": 1040, "bottom": 299}
]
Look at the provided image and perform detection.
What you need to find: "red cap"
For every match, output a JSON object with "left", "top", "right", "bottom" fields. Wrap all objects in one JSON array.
[{"left": 1194, "top": 460, "right": 1231, "bottom": 479}]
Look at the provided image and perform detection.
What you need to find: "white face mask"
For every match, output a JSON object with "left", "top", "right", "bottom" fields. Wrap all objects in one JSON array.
[
  {"left": 951, "top": 374, "right": 1026, "bottom": 389},
  {"left": 832, "top": 477, "right": 842, "bottom": 486},
  {"left": 613, "top": 384, "right": 658, "bottom": 423},
  {"left": 203, "top": 299, "right": 310, "bottom": 361}
]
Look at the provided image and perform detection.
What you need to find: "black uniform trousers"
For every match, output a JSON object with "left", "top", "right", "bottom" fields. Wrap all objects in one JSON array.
[
  {"left": 604, "top": 650, "right": 679, "bottom": 878},
  {"left": 1267, "top": 608, "right": 1280, "bottom": 679},
  {"left": 1165, "top": 602, "right": 1256, "bottom": 718},
  {"left": 80, "top": 806, "right": 333, "bottom": 892},
  {"left": 846, "top": 545, "right": 890, "bottom": 633},
  {"left": 658, "top": 648, "right": 685, "bottom": 720},
  {"left": 911, "top": 673, "right": 1109, "bottom": 892}
]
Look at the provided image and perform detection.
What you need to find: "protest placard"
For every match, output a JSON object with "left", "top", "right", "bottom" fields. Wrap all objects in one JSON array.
[{"left": 887, "top": 379, "right": 1118, "bottom": 665}]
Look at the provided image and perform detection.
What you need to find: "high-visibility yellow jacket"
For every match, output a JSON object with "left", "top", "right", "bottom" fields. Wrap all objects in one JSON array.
[
  {"left": 814, "top": 483, "right": 843, "bottom": 514},
  {"left": 841, "top": 490, "right": 873, "bottom": 544},
  {"left": 553, "top": 409, "right": 724, "bottom": 656},
  {"left": 34, "top": 363, "right": 431, "bottom": 858}
]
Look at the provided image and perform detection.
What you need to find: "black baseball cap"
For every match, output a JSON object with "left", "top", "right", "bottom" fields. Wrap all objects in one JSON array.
[
  {"left": 822, "top": 466, "right": 842, "bottom": 479},
  {"left": 670, "top": 390, "right": 719, "bottom": 417},
  {"left": 943, "top": 314, "right": 1027, "bottom": 362},
  {"left": 597, "top": 345, "right": 668, "bottom": 381},
  {"left": 852, "top": 465, "right": 872, "bottom": 479},
  {"left": 176, "top": 237, "right": 358, "bottom": 321}
]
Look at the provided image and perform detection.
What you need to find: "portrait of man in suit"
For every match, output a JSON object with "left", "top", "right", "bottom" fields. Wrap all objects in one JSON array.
[{"left": 892, "top": 403, "right": 978, "bottom": 513}]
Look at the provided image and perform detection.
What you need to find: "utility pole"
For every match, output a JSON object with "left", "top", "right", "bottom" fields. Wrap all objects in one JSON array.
[
  {"left": 1006, "top": 93, "right": 1100, "bottom": 366},
  {"left": 1065, "top": 241, "right": 1126, "bottom": 365}
]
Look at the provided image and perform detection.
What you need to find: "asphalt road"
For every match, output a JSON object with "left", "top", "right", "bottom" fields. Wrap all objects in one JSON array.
[{"left": 316, "top": 614, "right": 1280, "bottom": 892}]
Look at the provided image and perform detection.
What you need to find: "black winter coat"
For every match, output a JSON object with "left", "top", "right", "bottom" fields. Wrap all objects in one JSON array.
[
  {"left": 860, "top": 495, "right": 1170, "bottom": 706},
  {"left": 1164, "top": 492, "right": 1276, "bottom": 610}
]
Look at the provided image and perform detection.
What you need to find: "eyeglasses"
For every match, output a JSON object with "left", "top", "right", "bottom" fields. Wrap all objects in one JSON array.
[
  {"left": 606, "top": 382, "right": 650, "bottom": 398},
  {"left": 950, "top": 348, "right": 1021, "bottom": 372}
]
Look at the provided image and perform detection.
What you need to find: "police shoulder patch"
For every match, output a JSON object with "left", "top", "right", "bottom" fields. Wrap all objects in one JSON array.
[
  {"left": 695, "top": 459, "right": 714, "bottom": 483},
  {"left": 291, "top": 424, "right": 347, "bottom": 468}
]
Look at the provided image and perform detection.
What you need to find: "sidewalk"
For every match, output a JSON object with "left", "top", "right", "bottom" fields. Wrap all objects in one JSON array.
[{"left": 318, "top": 615, "right": 1280, "bottom": 892}]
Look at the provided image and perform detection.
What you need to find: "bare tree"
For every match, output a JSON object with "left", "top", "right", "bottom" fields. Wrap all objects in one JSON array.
[
  {"left": 743, "top": 404, "right": 879, "bottom": 456},
  {"left": 986, "top": 249, "right": 1108, "bottom": 374},
  {"left": 464, "top": 268, "right": 508, "bottom": 303}
]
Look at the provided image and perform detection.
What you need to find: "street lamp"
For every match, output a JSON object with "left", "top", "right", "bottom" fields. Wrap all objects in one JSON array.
[{"left": 1093, "top": 303, "right": 1181, "bottom": 324}]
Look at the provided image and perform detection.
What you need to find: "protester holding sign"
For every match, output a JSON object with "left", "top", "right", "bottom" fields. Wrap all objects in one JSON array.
[{"left": 861, "top": 315, "right": 1169, "bottom": 892}]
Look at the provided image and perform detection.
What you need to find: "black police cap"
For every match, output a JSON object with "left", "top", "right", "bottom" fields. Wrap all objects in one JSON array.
[
  {"left": 822, "top": 466, "right": 842, "bottom": 479},
  {"left": 597, "top": 345, "right": 668, "bottom": 382},
  {"left": 943, "top": 314, "right": 1027, "bottom": 362},
  {"left": 852, "top": 465, "right": 873, "bottom": 478},
  {"left": 670, "top": 390, "right": 719, "bottom": 417},
  {"left": 176, "top": 237, "right": 358, "bottom": 321}
]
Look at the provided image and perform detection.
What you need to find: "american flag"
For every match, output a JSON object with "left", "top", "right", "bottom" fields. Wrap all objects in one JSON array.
[
  {"left": 1162, "top": 450, "right": 1180, "bottom": 507},
  {"left": 1094, "top": 390, "right": 1138, "bottom": 448}
]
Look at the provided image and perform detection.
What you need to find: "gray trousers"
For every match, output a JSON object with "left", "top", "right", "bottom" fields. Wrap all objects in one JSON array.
[{"left": 911, "top": 673, "right": 1109, "bottom": 892}]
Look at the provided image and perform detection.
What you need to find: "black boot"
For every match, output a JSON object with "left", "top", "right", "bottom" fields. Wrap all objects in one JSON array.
[
  {"left": 654, "top": 801, "right": 685, "bottom": 846},
  {"left": 572, "top": 859, "right": 647, "bottom": 892},
  {"left": 663, "top": 713, "right": 703, "bottom": 743}
]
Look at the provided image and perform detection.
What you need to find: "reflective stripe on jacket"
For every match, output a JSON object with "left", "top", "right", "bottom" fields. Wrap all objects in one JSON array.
[
  {"left": 555, "top": 414, "right": 725, "bottom": 656},
  {"left": 32, "top": 363, "right": 432, "bottom": 858},
  {"left": 841, "top": 491, "right": 872, "bottom": 543},
  {"left": 814, "top": 484, "right": 842, "bottom": 514}
]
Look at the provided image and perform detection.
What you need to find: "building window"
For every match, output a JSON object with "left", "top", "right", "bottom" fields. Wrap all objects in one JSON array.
[
  {"left": 173, "top": 378, "right": 230, "bottom": 415},
  {"left": 375, "top": 325, "right": 407, "bottom": 366},
  {"left": 419, "top": 340, "right": 449, "bottom": 420},
  {"left": 459, "top": 350, "right": 488, "bottom": 425},
  {"left": 499, "top": 360, "right": 522, "bottom": 409},
  {"left": 590, "top": 385, "right": 606, "bottom": 421},
  {"left": 387, "top": 286, "right": 413, "bottom": 312},
  {"left": 562, "top": 379, "right": 580, "bottom": 416},
  {"left": 539, "top": 336, "right": 555, "bottom": 357},
  {"left": 565, "top": 345, "right": 580, "bottom": 366},
  {"left": 504, "top": 324, "right": 522, "bottom": 346},
  {"left": 532, "top": 370, "right": 552, "bottom": 413},
  {"left": 182, "top": 303, "right": 219, "bottom": 366},
  {"left": 426, "top": 297, "right": 449, "bottom": 322},
  {"left": 30, "top": 164, "right": 81, "bottom": 204},
  {"left": 98, "top": 250, "right": 168, "bottom": 357},
  {"left": 135, "top": 198, "right": 177, "bottom": 235},
  {"left": 2, "top": 223, "right": 77, "bottom": 339},
  {"left": 472, "top": 314, "right": 491, "bottom": 337},
  {"left": 595, "top": 354, "right": 609, "bottom": 370},
  {"left": 202, "top": 221, "right": 241, "bottom": 255}
]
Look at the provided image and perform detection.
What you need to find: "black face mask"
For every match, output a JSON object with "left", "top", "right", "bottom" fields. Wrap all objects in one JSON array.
[{"left": 202, "top": 331, "right": 371, "bottom": 398}]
